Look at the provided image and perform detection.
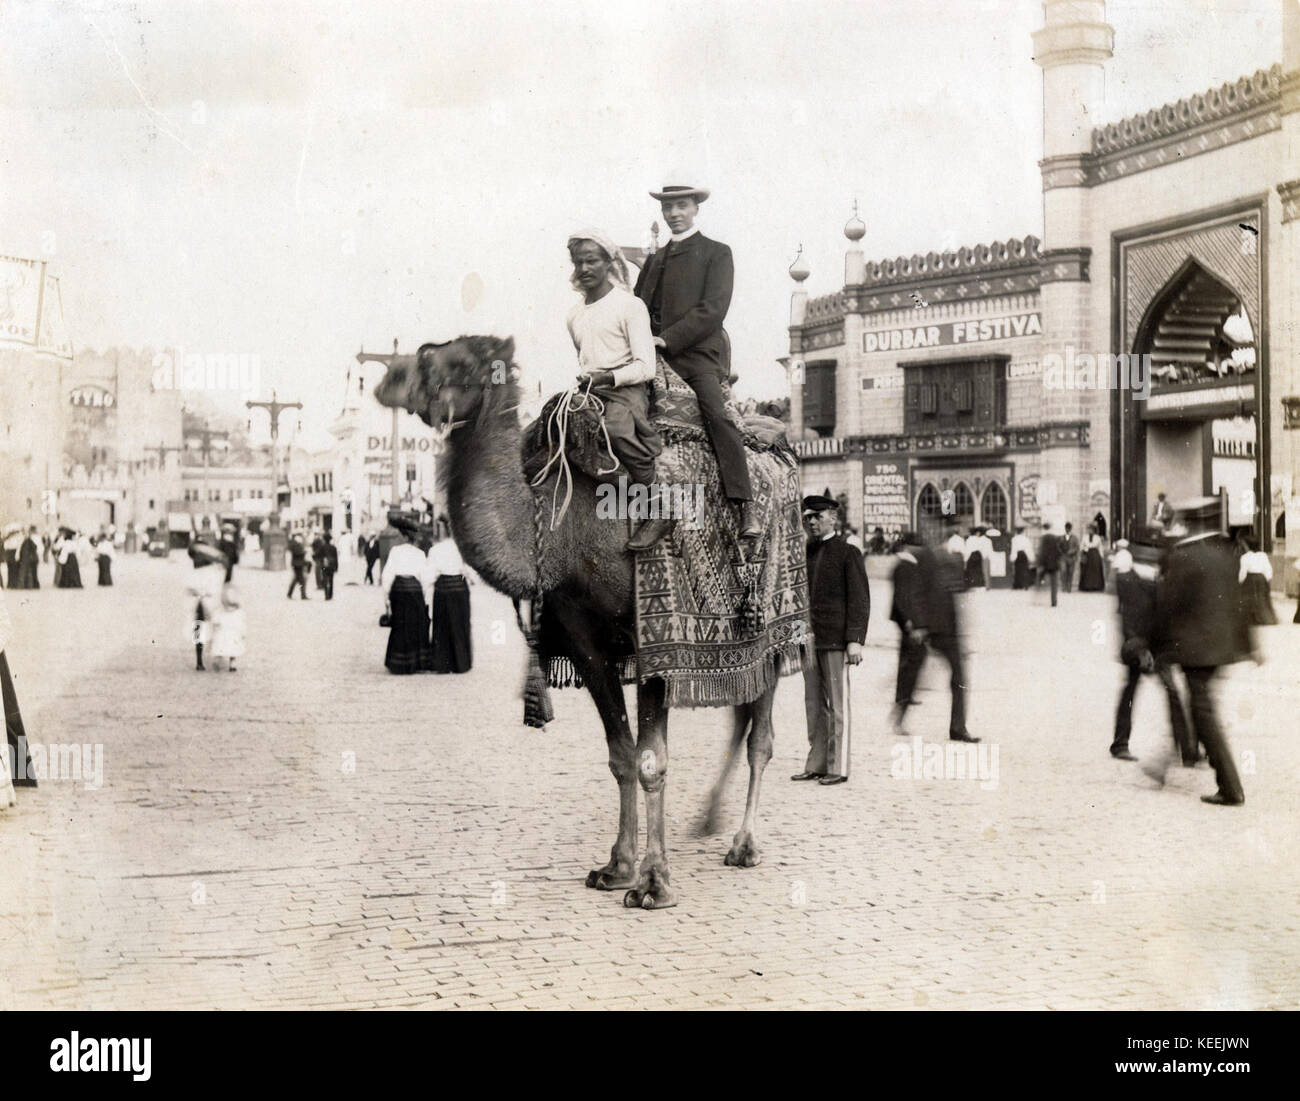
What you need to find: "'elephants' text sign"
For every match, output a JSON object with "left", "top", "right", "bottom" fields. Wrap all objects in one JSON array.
[{"left": 862, "top": 461, "right": 910, "bottom": 537}]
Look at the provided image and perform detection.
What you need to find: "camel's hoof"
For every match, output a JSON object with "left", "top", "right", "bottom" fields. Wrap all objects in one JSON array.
[
  {"left": 695, "top": 805, "right": 725, "bottom": 838},
  {"left": 623, "top": 888, "right": 644, "bottom": 908},
  {"left": 587, "top": 869, "right": 636, "bottom": 891},
  {"left": 725, "top": 837, "right": 761, "bottom": 868},
  {"left": 623, "top": 879, "right": 677, "bottom": 910}
]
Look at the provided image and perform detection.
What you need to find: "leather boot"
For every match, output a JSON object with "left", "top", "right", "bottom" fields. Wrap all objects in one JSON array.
[
  {"left": 738, "top": 499, "right": 762, "bottom": 541},
  {"left": 627, "top": 517, "right": 676, "bottom": 551}
]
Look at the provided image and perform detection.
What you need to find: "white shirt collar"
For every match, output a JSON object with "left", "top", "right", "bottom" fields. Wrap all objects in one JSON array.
[{"left": 670, "top": 226, "right": 700, "bottom": 243}]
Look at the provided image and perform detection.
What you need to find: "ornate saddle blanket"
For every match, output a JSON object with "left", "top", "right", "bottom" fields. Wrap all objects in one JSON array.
[{"left": 520, "top": 357, "right": 790, "bottom": 483}]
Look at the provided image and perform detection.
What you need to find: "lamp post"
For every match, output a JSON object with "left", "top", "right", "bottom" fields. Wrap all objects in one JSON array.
[
  {"left": 246, "top": 390, "right": 303, "bottom": 571},
  {"left": 184, "top": 421, "right": 229, "bottom": 537}
]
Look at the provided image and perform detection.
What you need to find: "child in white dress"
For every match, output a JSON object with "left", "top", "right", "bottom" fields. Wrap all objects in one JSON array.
[{"left": 210, "top": 584, "right": 246, "bottom": 672}]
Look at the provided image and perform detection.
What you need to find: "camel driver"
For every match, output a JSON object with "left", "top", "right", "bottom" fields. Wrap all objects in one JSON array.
[
  {"left": 565, "top": 230, "right": 665, "bottom": 509},
  {"left": 629, "top": 182, "right": 760, "bottom": 550}
]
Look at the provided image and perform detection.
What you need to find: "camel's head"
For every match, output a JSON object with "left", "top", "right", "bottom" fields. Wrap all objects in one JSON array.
[{"left": 373, "top": 335, "right": 516, "bottom": 431}]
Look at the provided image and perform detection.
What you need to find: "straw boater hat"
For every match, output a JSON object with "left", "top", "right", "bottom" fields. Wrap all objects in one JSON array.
[{"left": 649, "top": 183, "right": 710, "bottom": 203}]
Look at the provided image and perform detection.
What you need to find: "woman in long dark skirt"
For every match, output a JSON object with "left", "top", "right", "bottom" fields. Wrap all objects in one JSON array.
[
  {"left": 1010, "top": 526, "right": 1033, "bottom": 589},
  {"left": 56, "top": 532, "right": 82, "bottom": 588},
  {"left": 1078, "top": 524, "right": 1106, "bottom": 591},
  {"left": 428, "top": 519, "right": 471, "bottom": 674},
  {"left": 95, "top": 536, "right": 115, "bottom": 586},
  {"left": 1238, "top": 537, "right": 1276, "bottom": 625},
  {"left": 382, "top": 518, "right": 433, "bottom": 674},
  {"left": 17, "top": 528, "right": 40, "bottom": 589}
]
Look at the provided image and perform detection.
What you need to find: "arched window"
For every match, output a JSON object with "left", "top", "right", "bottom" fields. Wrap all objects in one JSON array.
[
  {"left": 952, "top": 482, "right": 974, "bottom": 521},
  {"left": 917, "top": 483, "right": 941, "bottom": 518},
  {"left": 981, "top": 482, "right": 1008, "bottom": 532}
]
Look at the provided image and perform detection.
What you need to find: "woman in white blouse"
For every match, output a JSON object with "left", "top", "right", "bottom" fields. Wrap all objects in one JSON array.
[
  {"left": 1237, "top": 536, "right": 1276, "bottom": 625},
  {"left": 381, "top": 516, "right": 433, "bottom": 674},
  {"left": 428, "top": 517, "right": 472, "bottom": 674}
]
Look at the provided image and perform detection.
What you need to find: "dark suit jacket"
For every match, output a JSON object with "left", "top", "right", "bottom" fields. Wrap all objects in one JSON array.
[
  {"left": 807, "top": 535, "right": 870, "bottom": 650},
  {"left": 1116, "top": 570, "right": 1157, "bottom": 663},
  {"left": 1037, "top": 533, "right": 1062, "bottom": 571},
  {"left": 1154, "top": 533, "right": 1251, "bottom": 668},
  {"left": 633, "top": 232, "right": 733, "bottom": 379},
  {"left": 890, "top": 545, "right": 958, "bottom": 638}
]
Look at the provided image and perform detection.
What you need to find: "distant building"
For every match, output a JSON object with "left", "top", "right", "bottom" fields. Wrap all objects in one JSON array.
[{"left": 787, "top": 0, "right": 1297, "bottom": 571}]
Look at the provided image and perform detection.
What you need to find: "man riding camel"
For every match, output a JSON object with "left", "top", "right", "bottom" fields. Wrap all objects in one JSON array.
[{"left": 628, "top": 181, "right": 759, "bottom": 550}]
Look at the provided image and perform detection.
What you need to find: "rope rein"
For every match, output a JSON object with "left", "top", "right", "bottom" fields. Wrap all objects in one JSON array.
[{"left": 527, "top": 378, "right": 620, "bottom": 531}]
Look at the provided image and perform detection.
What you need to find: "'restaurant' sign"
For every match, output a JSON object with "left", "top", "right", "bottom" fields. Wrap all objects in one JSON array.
[{"left": 862, "top": 312, "right": 1042, "bottom": 353}]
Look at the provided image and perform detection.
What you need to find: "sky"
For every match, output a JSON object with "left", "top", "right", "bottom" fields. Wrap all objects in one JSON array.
[{"left": 0, "top": 0, "right": 1282, "bottom": 448}]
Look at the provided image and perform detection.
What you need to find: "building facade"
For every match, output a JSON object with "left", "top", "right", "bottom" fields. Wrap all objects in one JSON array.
[{"left": 788, "top": 0, "right": 1298, "bottom": 575}]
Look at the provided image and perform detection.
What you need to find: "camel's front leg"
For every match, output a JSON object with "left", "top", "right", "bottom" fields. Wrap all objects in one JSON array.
[
  {"left": 582, "top": 661, "right": 639, "bottom": 891},
  {"left": 624, "top": 678, "right": 676, "bottom": 910},
  {"left": 724, "top": 683, "right": 775, "bottom": 868},
  {"left": 698, "top": 704, "right": 751, "bottom": 837}
]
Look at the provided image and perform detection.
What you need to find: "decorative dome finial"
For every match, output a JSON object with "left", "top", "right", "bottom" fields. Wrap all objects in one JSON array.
[
  {"left": 789, "top": 244, "right": 810, "bottom": 283},
  {"left": 844, "top": 200, "right": 866, "bottom": 242}
]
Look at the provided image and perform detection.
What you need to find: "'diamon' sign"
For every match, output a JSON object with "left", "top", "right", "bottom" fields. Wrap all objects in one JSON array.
[{"left": 366, "top": 435, "right": 436, "bottom": 453}]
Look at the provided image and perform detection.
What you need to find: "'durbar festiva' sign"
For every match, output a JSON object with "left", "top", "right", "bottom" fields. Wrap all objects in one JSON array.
[{"left": 863, "top": 312, "right": 1041, "bottom": 353}]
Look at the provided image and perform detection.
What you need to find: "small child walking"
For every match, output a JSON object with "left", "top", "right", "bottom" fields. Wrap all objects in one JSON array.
[{"left": 210, "top": 583, "right": 246, "bottom": 672}]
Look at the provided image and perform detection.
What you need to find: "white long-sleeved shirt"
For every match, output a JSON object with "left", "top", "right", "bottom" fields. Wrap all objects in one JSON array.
[
  {"left": 1010, "top": 533, "right": 1032, "bottom": 560},
  {"left": 426, "top": 539, "right": 465, "bottom": 580},
  {"left": 946, "top": 533, "right": 966, "bottom": 559},
  {"left": 382, "top": 542, "right": 432, "bottom": 603},
  {"left": 1239, "top": 550, "right": 1272, "bottom": 582},
  {"left": 566, "top": 285, "right": 656, "bottom": 388}
]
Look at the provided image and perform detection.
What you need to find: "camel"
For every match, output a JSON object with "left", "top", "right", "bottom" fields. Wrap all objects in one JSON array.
[{"left": 375, "top": 335, "right": 800, "bottom": 910}]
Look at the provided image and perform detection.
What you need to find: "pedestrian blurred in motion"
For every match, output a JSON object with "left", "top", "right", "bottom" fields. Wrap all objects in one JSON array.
[
  {"left": 382, "top": 515, "right": 433, "bottom": 675},
  {"left": 1237, "top": 536, "right": 1276, "bottom": 626},
  {"left": 94, "top": 535, "right": 115, "bottom": 587},
  {"left": 187, "top": 542, "right": 226, "bottom": 672},
  {"left": 1152, "top": 498, "right": 1256, "bottom": 806},
  {"left": 889, "top": 530, "right": 979, "bottom": 744},
  {"left": 56, "top": 528, "right": 83, "bottom": 588},
  {"left": 287, "top": 534, "right": 310, "bottom": 600},
  {"left": 318, "top": 532, "right": 338, "bottom": 601},
  {"left": 0, "top": 586, "right": 37, "bottom": 809},
  {"left": 311, "top": 529, "right": 327, "bottom": 594},
  {"left": 218, "top": 522, "right": 240, "bottom": 583},
  {"left": 428, "top": 517, "right": 471, "bottom": 674},
  {"left": 210, "top": 583, "right": 245, "bottom": 673},
  {"left": 792, "top": 495, "right": 870, "bottom": 785},
  {"left": 1036, "top": 521, "right": 1061, "bottom": 607},
  {"left": 364, "top": 532, "right": 381, "bottom": 585},
  {"left": 1010, "top": 525, "right": 1033, "bottom": 589},
  {"left": 2, "top": 524, "right": 22, "bottom": 588},
  {"left": 1078, "top": 523, "right": 1106, "bottom": 592},
  {"left": 1110, "top": 535, "right": 1193, "bottom": 766}
]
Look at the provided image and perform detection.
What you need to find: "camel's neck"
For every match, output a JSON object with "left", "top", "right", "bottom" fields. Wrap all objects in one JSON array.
[{"left": 442, "top": 388, "right": 540, "bottom": 599}]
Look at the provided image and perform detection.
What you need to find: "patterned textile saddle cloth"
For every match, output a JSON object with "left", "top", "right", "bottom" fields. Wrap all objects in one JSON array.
[{"left": 520, "top": 357, "right": 791, "bottom": 484}]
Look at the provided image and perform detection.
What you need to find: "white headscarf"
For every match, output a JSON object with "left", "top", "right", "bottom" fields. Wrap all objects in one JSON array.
[{"left": 566, "top": 228, "right": 631, "bottom": 292}]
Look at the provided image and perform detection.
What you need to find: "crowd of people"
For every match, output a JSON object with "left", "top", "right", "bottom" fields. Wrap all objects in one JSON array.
[
  {"left": 794, "top": 492, "right": 1282, "bottom": 808},
  {"left": 0, "top": 524, "right": 119, "bottom": 591}
]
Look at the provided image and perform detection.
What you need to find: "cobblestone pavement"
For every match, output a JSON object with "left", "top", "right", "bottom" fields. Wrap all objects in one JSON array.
[{"left": 2, "top": 554, "right": 1298, "bottom": 1010}]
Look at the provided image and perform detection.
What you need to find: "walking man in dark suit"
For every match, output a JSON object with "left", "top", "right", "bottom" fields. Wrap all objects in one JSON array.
[
  {"left": 1111, "top": 536, "right": 1194, "bottom": 765},
  {"left": 364, "top": 533, "right": 381, "bottom": 585},
  {"left": 888, "top": 530, "right": 979, "bottom": 743},
  {"left": 1153, "top": 498, "right": 1255, "bottom": 806},
  {"left": 1061, "top": 522, "right": 1080, "bottom": 592},
  {"left": 792, "top": 496, "right": 870, "bottom": 786},
  {"left": 319, "top": 532, "right": 338, "bottom": 600},
  {"left": 628, "top": 181, "right": 758, "bottom": 550},
  {"left": 1037, "top": 522, "right": 1062, "bottom": 607}
]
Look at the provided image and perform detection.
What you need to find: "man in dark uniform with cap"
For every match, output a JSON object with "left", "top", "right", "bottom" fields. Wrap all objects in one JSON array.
[
  {"left": 628, "top": 181, "right": 758, "bottom": 550},
  {"left": 889, "top": 530, "right": 979, "bottom": 743},
  {"left": 792, "top": 495, "right": 870, "bottom": 785},
  {"left": 1153, "top": 497, "right": 1255, "bottom": 805}
]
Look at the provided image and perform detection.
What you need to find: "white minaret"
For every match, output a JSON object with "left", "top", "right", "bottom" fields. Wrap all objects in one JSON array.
[
  {"left": 789, "top": 245, "right": 810, "bottom": 326},
  {"left": 844, "top": 202, "right": 867, "bottom": 285},
  {"left": 1033, "top": 0, "right": 1114, "bottom": 529}
]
